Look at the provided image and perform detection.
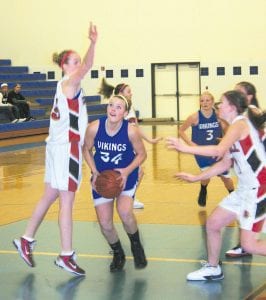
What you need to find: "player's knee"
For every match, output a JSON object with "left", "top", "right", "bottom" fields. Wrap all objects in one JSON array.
[
  {"left": 119, "top": 210, "right": 132, "bottom": 223},
  {"left": 206, "top": 216, "right": 221, "bottom": 232},
  {"left": 99, "top": 220, "right": 113, "bottom": 234}
]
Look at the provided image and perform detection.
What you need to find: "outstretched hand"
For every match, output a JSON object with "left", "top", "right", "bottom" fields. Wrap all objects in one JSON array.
[
  {"left": 165, "top": 137, "right": 187, "bottom": 152},
  {"left": 174, "top": 172, "right": 197, "bottom": 183},
  {"left": 89, "top": 22, "right": 97, "bottom": 43},
  {"left": 150, "top": 137, "right": 163, "bottom": 144}
]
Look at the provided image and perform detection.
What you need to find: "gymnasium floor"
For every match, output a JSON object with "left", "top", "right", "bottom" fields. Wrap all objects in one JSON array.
[{"left": 0, "top": 124, "right": 266, "bottom": 300}]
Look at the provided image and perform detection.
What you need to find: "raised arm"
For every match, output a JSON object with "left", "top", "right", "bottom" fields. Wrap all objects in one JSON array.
[{"left": 69, "top": 23, "right": 98, "bottom": 85}]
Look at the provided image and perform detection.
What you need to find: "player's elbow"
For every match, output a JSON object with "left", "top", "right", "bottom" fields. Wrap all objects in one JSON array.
[{"left": 140, "top": 151, "right": 147, "bottom": 163}]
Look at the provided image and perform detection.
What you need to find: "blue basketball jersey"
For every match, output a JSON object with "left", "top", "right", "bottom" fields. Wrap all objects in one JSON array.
[
  {"left": 94, "top": 116, "right": 138, "bottom": 190},
  {"left": 192, "top": 109, "right": 222, "bottom": 168}
]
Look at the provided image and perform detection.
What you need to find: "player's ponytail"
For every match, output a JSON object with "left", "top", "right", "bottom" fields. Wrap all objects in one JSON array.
[
  {"left": 52, "top": 50, "right": 73, "bottom": 68},
  {"left": 248, "top": 107, "right": 266, "bottom": 130},
  {"left": 98, "top": 78, "right": 115, "bottom": 98}
]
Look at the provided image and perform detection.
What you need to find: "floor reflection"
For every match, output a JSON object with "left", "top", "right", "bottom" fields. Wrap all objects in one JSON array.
[
  {"left": 16, "top": 273, "right": 35, "bottom": 300},
  {"left": 56, "top": 276, "right": 85, "bottom": 300},
  {"left": 186, "top": 280, "right": 223, "bottom": 299}
]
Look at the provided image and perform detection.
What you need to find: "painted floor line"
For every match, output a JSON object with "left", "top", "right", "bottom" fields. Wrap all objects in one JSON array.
[{"left": 1, "top": 250, "right": 266, "bottom": 266}]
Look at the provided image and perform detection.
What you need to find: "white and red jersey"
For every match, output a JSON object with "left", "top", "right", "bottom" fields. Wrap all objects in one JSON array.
[
  {"left": 230, "top": 115, "right": 266, "bottom": 190},
  {"left": 44, "top": 76, "right": 88, "bottom": 192},
  {"left": 46, "top": 76, "right": 88, "bottom": 145},
  {"left": 125, "top": 107, "right": 138, "bottom": 124}
]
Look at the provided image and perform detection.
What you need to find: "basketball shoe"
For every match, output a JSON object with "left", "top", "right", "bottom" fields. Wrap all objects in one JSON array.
[
  {"left": 225, "top": 244, "right": 252, "bottom": 258},
  {"left": 131, "top": 241, "right": 147, "bottom": 269},
  {"left": 187, "top": 261, "right": 224, "bottom": 281},
  {"left": 54, "top": 252, "right": 85, "bottom": 276},
  {"left": 109, "top": 249, "right": 126, "bottom": 272},
  {"left": 13, "top": 237, "right": 36, "bottom": 267},
  {"left": 133, "top": 199, "right": 144, "bottom": 209}
]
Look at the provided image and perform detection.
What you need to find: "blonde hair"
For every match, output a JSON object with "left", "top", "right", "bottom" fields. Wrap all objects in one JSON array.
[
  {"left": 110, "top": 95, "right": 132, "bottom": 112},
  {"left": 200, "top": 91, "right": 214, "bottom": 102}
]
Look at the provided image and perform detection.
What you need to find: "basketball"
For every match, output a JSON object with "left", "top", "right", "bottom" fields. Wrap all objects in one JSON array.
[{"left": 95, "top": 170, "right": 123, "bottom": 198}]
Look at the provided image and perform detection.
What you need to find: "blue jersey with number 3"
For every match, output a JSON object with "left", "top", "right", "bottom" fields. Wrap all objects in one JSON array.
[
  {"left": 94, "top": 116, "right": 138, "bottom": 190},
  {"left": 192, "top": 110, "right": 222, "bottom": 168}
]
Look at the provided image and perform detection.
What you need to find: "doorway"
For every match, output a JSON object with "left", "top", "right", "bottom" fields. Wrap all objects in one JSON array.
[{"left": 151, "top": 62, "right": 201, "bottom": 121}]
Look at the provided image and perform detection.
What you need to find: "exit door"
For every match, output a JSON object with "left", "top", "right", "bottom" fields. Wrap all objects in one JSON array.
[{"left": 151, "top": 62, "right": 201, "bottom": 121}]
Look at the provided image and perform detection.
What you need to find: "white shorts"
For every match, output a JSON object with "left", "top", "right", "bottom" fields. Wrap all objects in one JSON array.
[
  {"left": 219, "top": 187, "right": 266, "bottom": 232},
  {"left": 93, "top": 184, "right": 137, "bottom": 207},
  {"left": 44, "top": 142, "right": 82, "bottom": 192}
]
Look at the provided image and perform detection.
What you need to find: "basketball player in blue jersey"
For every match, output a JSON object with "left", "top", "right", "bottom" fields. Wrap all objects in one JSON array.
[
  {"left": 13, "top": 23, "right": 97, "bottom": 276},
  {"left": 83, "top": 94, "right": 148, "bottom": 272},
  {"left": 179, "top": 91, "right": 234, "bottom": 206},
  {"left": 98, "top": 78, "right": 163, "bottom": 209}
]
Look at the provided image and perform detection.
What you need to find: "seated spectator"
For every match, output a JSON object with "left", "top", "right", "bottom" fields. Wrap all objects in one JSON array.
[
  {"left": 7, "top": 83, "right": 35, "bottom": 121},
  {"left": 0, "top": 83, "right": 25, "bottom": 123}
]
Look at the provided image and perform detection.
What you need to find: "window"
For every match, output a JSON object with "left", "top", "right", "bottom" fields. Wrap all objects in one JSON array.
[
  {"left": 233, "top": 66, "right": 241, "bottom": 75},
  {"left": 217, "top": 67, "right": 225, "bottom": 76},
  {"left": 250, "top": 66, "right": 258, "bottom": 75},
  {"left": 200, "top": 67, "right": 209, "bottom": 76},
  {"left": 47, "top": 71, "right": 55, "bottom": 79},
  {"left": 136, "top": 69, "right": 144, "bottom": 77},
  {"left": 121, "top": 69, "right": 128, "bottom": 78},
  {"left": 106, "top": 70, "right": 113, "bottom": 78},
  {"left": 91, "top": 70, "right": 98, "bottom": 78}
]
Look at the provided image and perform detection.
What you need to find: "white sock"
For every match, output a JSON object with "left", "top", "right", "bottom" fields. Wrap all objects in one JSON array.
[
  {"left": 61, "top": 251, "right": 74, "bottom": 256},
  {"left": 22, "top": 235, "right": 35, "bottom": 242}
]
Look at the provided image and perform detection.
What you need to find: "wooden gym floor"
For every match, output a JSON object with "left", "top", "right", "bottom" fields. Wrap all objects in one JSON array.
[{"left": 0, "top": 124, "right": 266, "bottom": 300}]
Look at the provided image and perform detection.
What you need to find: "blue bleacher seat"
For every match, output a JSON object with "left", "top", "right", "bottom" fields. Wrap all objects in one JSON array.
[
  {"left": 22, "top": 89, "right": 56, "bottom": 97},
  {"left": 0, "top": 58, "right": 111, "bottom": 139},
  {"left": 30, "top": 108, "right": 46, "bottom": 117},
  {"left": 7, "top": 81, "right": 57, "bottom": 89},
  {"left": 83, "top": 95, "right": 101, "bottom": 102},
  {"left": 87, "top": 103, "right": 107, "bottom": 113},
  {"left": 0, "top": 66, "right": 28, "bottom": 73},
  {"left": 0, "top": 73, "right": 46, "bottom": 81},
  {"left": 35, "top": 98, "right": 53, "bottom": 106},
  {"left": 0, "top": 59, "right": 11, "bottom": 66}
]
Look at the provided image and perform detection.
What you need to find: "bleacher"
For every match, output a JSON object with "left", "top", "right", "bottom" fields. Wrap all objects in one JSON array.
[{"left": 0, "top": 59, "right": 107, "bottom": 139}]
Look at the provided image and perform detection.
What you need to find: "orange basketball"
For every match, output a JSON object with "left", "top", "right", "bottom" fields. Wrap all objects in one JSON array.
[{"left": 95, "top": 170, "right": 123, "bottom": 198}]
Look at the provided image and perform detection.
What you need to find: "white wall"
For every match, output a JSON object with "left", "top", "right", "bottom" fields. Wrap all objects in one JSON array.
[{"left": 1, "top": 0, "right": 266, "bottom": 117}]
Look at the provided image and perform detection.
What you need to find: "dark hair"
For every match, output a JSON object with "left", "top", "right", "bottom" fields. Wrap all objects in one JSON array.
[
  {"left": 214, "top": 101, "right": 221, "bottom": 110},
  {"left": 98, "top": 78, "right": 114, "bottom": 98},
  {"left": 236, "top": 81, "right": 260, "bottom": 108},
  {"left": 114, "top": 83, "right": 128, "bottom": 95},
  {"left": 223, "top": 90, "right": 265, "bottom": 130},
  {"left": 98, "top": 78, "right": 129, "bottom": 99}
]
